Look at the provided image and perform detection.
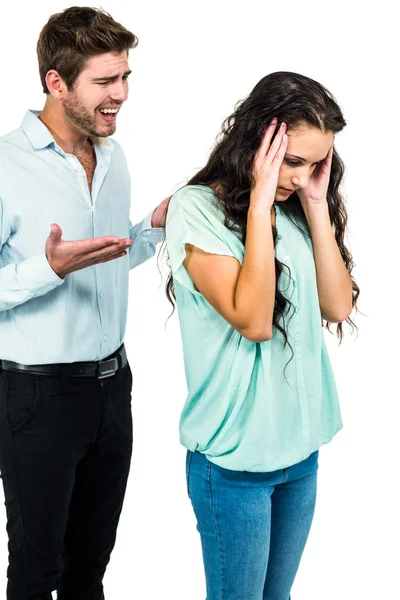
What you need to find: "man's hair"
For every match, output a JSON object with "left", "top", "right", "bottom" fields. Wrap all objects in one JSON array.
[{"left": 37, "top": 6, "right": 138, "bottom": 94}]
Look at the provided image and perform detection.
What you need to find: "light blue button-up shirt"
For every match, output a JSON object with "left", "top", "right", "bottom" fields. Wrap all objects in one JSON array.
[{"left": 0, "top": 110, "right": 164, "bottom": 364}]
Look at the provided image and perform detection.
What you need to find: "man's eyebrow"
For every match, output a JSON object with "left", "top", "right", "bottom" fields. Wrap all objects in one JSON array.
[{"left": 91, "top": 70, "right": 132, "bottom": 82}]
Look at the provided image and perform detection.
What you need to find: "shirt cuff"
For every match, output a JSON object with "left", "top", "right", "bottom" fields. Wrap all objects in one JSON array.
[
  {"left": 140, "top": 209, "right": 165, "bottom": 243},
  {"left": 17, "top": 253, "right": 65, "bottom": 295}
]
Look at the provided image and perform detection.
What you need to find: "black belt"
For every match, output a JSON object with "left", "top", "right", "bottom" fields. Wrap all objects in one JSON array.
[{"left": 0, "top": 344, "right": 127, "bottom": 380}]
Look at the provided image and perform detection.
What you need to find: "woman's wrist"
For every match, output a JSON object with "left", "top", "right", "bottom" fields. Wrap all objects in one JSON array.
[{"left": 249, "top": 194, "right": 275, "bottom": 218}]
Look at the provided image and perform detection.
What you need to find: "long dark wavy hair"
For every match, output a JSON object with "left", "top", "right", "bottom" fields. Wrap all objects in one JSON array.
[{"left": 165, "top": 71, "right": 359, "bottom": 351}]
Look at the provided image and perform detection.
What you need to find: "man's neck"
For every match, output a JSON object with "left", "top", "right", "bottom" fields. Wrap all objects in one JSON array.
[{"left": 38, "top": 102, "right": 90, "bottom": 156}]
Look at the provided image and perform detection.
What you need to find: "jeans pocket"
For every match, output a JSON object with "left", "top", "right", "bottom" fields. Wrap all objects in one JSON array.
[
  {"left": 5, "top": 372, "right": 42, "bottom": 432},
  {"left": 186, "top": 450, "right": 193, "bottom": 498}
]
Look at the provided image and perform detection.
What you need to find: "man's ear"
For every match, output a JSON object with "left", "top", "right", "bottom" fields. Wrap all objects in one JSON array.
[{"left": 45, "top": 70, "right": 68, "bottom": 100}]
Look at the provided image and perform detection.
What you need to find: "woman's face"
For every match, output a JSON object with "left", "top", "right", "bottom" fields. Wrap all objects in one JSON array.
[{"left": 275, "top": 124, "right": 334, "bottom": 201}]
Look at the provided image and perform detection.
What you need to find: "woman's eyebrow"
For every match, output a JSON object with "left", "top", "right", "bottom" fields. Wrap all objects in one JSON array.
[{"left": 285, "top": 153, "right": 307, "bottom": 162}]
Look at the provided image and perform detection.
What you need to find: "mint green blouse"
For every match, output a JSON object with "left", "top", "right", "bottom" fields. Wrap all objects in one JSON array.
[{"left": 165, "top": 185, "right": 342, "bottom": 472}]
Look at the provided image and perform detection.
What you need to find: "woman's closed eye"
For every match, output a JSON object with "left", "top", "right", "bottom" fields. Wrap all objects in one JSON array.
[{"left": 284, "top": 159, "right": 323, "bottom": 167}]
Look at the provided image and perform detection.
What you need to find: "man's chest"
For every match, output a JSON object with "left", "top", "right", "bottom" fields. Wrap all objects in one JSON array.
[
  {"left": 2, "top": 166, "right": 130, "bottom": 244},
  {"left": 74, "top": 148, "right": 97, "bottom": 191}
]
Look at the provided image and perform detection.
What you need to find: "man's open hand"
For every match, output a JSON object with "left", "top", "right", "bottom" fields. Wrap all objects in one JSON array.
[{"left": 45, "top": 224, "right": 133, "bottom": 279}]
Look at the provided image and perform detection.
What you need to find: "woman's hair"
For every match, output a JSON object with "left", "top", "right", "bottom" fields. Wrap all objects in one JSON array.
[
  {"left": 37, "top": 6, "right": 138, "bottom": 94},
  {"left": 166, "top": 71, "right": 360, "bottom": 353}
]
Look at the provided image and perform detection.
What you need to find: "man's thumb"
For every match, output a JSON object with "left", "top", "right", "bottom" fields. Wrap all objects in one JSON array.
[{"left": 49, "top": 223, "right": 62, "bottom": 241}]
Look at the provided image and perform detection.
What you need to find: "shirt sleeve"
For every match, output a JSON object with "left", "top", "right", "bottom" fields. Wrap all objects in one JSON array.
[
  {"left": 111, "top": 140, "right": 164, "bottom": 270},
  {"left": 128, "top": 209, "right": 165, "bottom": 270},
  {"left": 165, "top": 186, "right": 240, "bottom": 295},
  {"left": 0, "top": 198, "right": 64, "bottom": 312}
]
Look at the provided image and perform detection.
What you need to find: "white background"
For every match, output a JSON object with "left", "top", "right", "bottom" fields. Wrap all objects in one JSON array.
[{"left": 1, "top": 1, "right": 399, "bottom": 598}]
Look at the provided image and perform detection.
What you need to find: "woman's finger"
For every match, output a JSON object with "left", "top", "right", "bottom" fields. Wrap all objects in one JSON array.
[
  {"left": 254, "top": 118, "right": 279, "bottom": 163},
  {"left": 272, "top": 133, "right": 288, "bottom": 167},
  {"left": 265, "top": 122, "right": 287, "bottom": 165},
  {"left": 325, "top": 140, "right": 334, "bottom": 166}
]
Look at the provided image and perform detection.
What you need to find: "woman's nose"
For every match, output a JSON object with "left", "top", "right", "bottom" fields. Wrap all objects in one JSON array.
[{"left": 292, "top": 169, "right": 310, "bottom": 189}]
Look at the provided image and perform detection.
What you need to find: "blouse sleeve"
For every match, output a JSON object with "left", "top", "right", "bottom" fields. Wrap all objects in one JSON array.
[{"left": 165, "top": 186, "right": 241, "bottom": 295}]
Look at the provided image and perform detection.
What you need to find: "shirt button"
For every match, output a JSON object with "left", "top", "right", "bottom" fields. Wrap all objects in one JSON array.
[
  {"left": 283, "top": 255, "right": 290, "bottom": 261},
  {"left": 294, "top": 307, "right": 299, "bottom": 314},
  {"left": 277, "top": 234, "right": 282, "bottom": 240},
  {"left": 103, "top": 335, "right": 107, "bottom": 341},
  {"left": 292, "top": 280, "right": 296, "bottom": 288},
  {"left": 99, "top": 292, "right": 104, "bottom": 299}
]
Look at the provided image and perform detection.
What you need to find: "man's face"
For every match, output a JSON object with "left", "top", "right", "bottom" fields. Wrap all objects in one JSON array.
[{"left": 61, "top": 51, "right": 130, "bottom": 138}]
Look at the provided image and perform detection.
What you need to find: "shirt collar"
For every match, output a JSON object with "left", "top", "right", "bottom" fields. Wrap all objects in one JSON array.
[
  {"left": 21, "top": 110, "right": 114, "bottom": 152},
  {"left": 21, "top": 110, "right": 54, "bottom": 150}
]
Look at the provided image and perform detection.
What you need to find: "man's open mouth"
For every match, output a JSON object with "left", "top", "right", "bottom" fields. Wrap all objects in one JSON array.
[{"left": 98, "top": 107, "right": 120, "bottom": 122}]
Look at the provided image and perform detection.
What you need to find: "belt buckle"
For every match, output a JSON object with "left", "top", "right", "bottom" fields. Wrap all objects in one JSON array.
[{"left": 97, "top": 357, "right": 118, "bottom": 380}]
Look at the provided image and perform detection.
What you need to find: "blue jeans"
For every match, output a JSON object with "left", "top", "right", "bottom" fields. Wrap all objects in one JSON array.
[{"left": 186, "top": 450, "right": 319, "bottom": 600}]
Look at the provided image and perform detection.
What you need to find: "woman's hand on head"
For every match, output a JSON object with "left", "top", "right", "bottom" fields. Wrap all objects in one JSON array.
[
  {"left": 297, "top": 140, "right": 334, "bottom": 207},
  {"left": 249, "top": 119, "right": 288, "bottom": 215}
]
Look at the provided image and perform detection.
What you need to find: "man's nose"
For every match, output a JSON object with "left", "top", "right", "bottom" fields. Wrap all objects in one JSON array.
[{"left": 110, "top": 82, "right": 128, "bottom": 103}]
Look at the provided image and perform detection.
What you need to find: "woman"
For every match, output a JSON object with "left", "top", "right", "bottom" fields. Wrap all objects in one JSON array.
[{"left": 165, "top": 71, "right": 359, "bottom": 599}]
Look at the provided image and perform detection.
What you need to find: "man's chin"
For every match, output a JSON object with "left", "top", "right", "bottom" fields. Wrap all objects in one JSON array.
[{"left": 90, "top": 124, "right": 117, "bottom": 138}]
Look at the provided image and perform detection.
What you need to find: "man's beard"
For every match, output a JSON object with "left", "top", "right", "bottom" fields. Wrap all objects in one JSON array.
[{"left": 62, "top": 89, "right": 115, "bottom": 138}]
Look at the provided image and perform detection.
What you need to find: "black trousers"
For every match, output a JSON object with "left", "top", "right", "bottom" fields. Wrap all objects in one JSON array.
[{"left": 0, "top": 358, "right": 133, "bottom": 599}]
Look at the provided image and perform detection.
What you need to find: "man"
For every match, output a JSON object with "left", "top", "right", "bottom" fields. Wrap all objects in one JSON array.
[{"left": 0, "top": 7, "right": 168, "bottom": 599}]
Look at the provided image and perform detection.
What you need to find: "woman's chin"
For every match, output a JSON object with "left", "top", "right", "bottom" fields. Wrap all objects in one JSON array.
[{"left": 275, "top": 189, "right": 295, "bottom": 201}]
